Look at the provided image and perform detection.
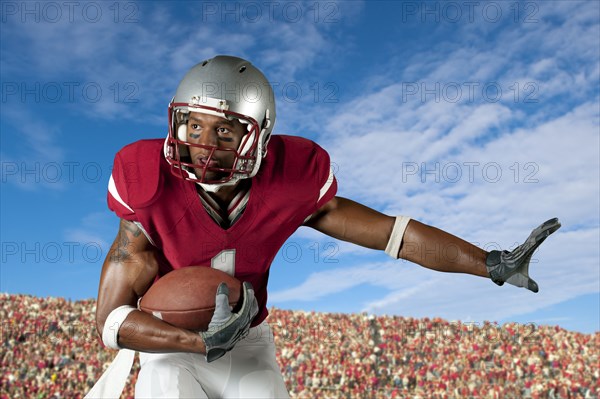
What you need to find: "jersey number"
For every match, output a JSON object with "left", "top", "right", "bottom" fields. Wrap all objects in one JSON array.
[{"left": 211, "top": 249, "right": 236, "bottom": 276}]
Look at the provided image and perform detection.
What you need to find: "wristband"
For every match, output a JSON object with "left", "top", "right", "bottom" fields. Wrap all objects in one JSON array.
[
  {"left": 385, "top": 216, "right": 411, "bottom": 259},
  {"left": 102, "top": 305, "right": 136, "bottom": 350}
]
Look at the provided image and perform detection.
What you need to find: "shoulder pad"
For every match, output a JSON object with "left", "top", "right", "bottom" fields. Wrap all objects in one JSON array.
[
  {"left": 111, "top": 139, "right": 164, "bottom": 209},
  {"left": 269, "top": 135, "right": 332, "bottom": 182},
  {"left": 261, "top": 135, "right": 337, "bottom": 209}
]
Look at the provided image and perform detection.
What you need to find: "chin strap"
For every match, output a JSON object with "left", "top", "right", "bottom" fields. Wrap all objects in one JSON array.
[{"left": 197, "top": 178, "right": 238, "bottom": 193}]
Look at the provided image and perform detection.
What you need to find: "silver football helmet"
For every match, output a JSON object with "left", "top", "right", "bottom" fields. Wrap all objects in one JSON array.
[{"left": 164, "top": 55, "right": 276, "bottom": 192}]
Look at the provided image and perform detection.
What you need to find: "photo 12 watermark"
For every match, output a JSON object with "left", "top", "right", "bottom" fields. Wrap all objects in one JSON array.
[
  {"left": 1, "top": 1, "right": 140, "bottom": 24},
  {"left": 401, "top": 161, "right": 540, "bottom": 184},
  {"left": 398, "top": 240, "right": 542, "bottom": 265},
  {"left": 1, "top": 81, "right": 139, "bottom": 104},
  {"left": 390, "top": 320, "right": 539, "bottom": 345},
  {"left": 400, "top": 1, "right": 539, "bottom": 24},
  {"left": 278, "top": 241, "right": 340, "bottom": 264},
  {"left": 400, "top": 81, "right": 539, "bottom": 104},
  {"left": 1, "top": 241, "right": 104, "bottom": 264},
  {"left": 190, "top": 240, "right": 341, "bottom": 266},
  {"left": 183, "top": 80, "right": 339, "bottom": 105},
  {"left": 1, "top": 161, "right": 109, "bottom": 185},
  {"left": 275, "top": 81, "right": 339, "bottom": 104},
  {"left": 199, "top": 1, "right": 340, "bottom": 24}
]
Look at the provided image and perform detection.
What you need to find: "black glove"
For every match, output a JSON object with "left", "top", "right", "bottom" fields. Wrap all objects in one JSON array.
[
  {"left": 486, "top": 218, "right": 561, "bottom": 293},
  {"left": 200, "top": 281, "right": 259, "bottom": 362}
]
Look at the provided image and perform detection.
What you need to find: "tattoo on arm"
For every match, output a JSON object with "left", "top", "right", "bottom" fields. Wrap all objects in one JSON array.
[{"left": 110, "top": 221, "right": 142, "bottom": 263}]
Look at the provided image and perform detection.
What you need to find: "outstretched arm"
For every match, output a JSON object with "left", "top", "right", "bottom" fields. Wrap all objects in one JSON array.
[
  {"left": 305, "top": 196, "right": 488, "bottom": 276},
  {"left": 305, "top": 196, "right": 560, "bottom": 292}
]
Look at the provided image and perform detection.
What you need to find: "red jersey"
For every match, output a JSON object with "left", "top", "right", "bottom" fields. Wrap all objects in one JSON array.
[{"left": 107, "top": 135, "right": 337, "bottom": 325}]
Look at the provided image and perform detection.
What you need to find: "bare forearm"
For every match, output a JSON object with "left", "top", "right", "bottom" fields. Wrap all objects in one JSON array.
[
  {"left": 307, "top": 197, "right": 490, "bottom": 277},
  {"left": 116, "top": 310, "right": 206, "bottom": 354},
  {"left": 399, "top": 220, "right": 489, "bottom": 277}
]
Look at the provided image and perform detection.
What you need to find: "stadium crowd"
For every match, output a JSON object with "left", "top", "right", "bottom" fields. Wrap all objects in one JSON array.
[{"left": 1, "top": 293, "right": 598, "bottom": 398}]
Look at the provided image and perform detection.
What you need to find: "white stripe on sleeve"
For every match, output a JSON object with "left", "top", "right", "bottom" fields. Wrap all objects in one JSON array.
[
  {"left": 108, "top": 174, "right": 134, "bottom": 213},
  {"left": 318, "top": 168, "right": 335, "bottom": 203}
]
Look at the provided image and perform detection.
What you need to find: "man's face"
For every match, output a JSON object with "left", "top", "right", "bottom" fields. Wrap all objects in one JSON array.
[{"left": 184, "top": 111, "right": 247, "bottom": 181}]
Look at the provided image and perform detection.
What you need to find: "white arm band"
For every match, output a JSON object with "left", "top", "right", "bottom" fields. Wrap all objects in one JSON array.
[
  {"left": 385, "top": 216, "right": 412, "bottom": 259},
  {"left": 102, "top": 305, "right": 136, "bottom": 350}
]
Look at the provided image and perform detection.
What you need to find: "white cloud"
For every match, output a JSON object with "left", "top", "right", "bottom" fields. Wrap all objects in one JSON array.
[
  {"left": 0, "top": 105, "right": 68, "bottom": 191},
  {"left": 63, "top": 211, "right": 116, "bottom": 255},
  {"left": 270, "top": 1, "right": 600, "bottom": 329},
  {"left": 2, "top": 0, "right": 597, "bottom": 332},
  {"left": 2, "top": 105, "right": 65, "bottom": 161},
  {"left": 63, "top": 229, "right": 109, "bottom": 254},
  {"left": 271, "top": 225, "right": 598, "bottom": 324},
  {"left": 308, "top": 95, "right": 599, "bottom": 324},
  {"left": 2, "top": 2, "right": 342, "bottom": 124}
]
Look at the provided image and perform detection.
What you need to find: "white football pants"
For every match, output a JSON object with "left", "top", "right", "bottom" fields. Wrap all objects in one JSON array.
[{"left": 135, "top": 322, "right": 290, "bottom": 398}]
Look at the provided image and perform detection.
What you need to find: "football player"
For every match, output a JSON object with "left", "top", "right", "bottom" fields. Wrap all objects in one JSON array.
[{"left": 86, "top": 55, "right": 560, "bottom": 398}]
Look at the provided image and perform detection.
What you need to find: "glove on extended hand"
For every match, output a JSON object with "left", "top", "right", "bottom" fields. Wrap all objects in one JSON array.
[
  {"left": 200, "top": 281, "right": 259, "bottom": 362},
  {"left": 486, "top": 218, "right": 561, "bottom": 293}
]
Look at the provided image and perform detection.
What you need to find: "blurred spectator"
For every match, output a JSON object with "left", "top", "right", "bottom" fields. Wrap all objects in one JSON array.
[{"left": 1, "top": 293, "right": 598, "bottom": 398}]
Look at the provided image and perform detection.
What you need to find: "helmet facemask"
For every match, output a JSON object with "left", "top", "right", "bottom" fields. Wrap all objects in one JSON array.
[
  {"left": 166, "top": 102, "right": 263, "bottom": 190},
  {"left": 164, "top": 56, "right": 275, "bottom": 193}
]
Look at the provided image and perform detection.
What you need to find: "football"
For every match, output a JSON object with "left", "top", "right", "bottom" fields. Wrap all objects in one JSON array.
[{"left": 139, "top": 266, "right": 242, "bottom": 332}]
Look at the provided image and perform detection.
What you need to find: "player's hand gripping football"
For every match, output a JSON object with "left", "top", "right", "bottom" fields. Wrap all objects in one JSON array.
[
  {"left": 486, "top": 218, "right": 561, "bottom": 293},
  {"left": 200, "top": 281, "right": 259, "bottom": 362}
]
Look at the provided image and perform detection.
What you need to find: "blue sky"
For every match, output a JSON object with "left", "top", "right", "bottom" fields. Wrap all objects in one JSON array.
[{"left": 1, "top": 1, "right": 598, "bottom": 334}]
